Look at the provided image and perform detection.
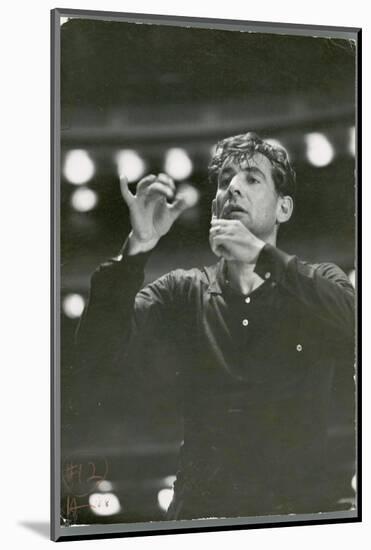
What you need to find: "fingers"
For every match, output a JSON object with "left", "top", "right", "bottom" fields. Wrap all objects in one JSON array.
[
  {"left": 146, "top": 182, "right": 174, "bottom": 201},
  {"left": 209, "top": 235, "right": 233, "bottom": 260},
  {"left": 209, "top": 223, "right": 234, "bottom": 254},
  {"left": 210, "top": 218, "right": 251, "bottom": 238},
  {"left": 209, "top": 224, "right": 233, "bottom": 238},
  {"left": 211, "top": 220, "right": 235, "bottom": 236},
  {"left": 136, "top": 174, "right": 158, "bottom": 194},
  {"left": 211, "top": 235, "right": 235, "bottom": 256},
  {"left": 169, "top": 194, "right": 190, "bottom": 217},
  {"left": 119, "top": 174, "right": 135, "bottom": 206},
  {"left": 211, "top": 234, "right": 233, "bottom": 244},
  {"left": 156, "top": 173, "right": 176, "bottom": 193},
  {"left": 137, "top": 173, "right": 175, "bottom": 196},
  {"left": 121, "top": 170, "right": 191, "bottom": 227},
  {"left": 211, "top": 218, "right": 242, "bottom": 227}
]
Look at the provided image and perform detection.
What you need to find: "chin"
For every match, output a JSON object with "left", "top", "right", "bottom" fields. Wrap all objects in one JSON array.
[{"left": 227, "top": 211, "right": 245, "bottom": 219}]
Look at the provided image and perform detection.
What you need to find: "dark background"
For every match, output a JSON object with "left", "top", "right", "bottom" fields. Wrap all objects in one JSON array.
[{"left": 59, "top": 18, "right": 356, "bottom": 525}]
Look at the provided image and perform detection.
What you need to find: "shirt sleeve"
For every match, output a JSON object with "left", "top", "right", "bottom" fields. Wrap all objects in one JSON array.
[
  {"left": 254, "top": 243, "right": 355, "bottom": 338},
  {"left": 70, "top": 237, "right": 178, "bottom": 447},
  {"left": 74, "top": 236, "right": 181, "bottom": 362}
]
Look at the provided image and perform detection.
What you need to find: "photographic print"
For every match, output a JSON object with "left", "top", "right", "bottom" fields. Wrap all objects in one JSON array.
[{"left": 51, "top": 8, "right": 360, "bottom": 541}]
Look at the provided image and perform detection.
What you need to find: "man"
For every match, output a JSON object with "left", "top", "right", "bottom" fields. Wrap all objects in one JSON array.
[{"left": 74, "top": 132, "right": 355, "bottom": 520}]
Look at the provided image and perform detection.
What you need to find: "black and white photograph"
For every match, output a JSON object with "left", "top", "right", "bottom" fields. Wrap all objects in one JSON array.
[{"left": 51, "top": 8, "right": 360, "bottom": 541}]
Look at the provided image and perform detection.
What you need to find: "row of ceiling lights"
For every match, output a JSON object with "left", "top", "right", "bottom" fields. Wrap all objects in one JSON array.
[
  {"left": 63, "top": 129, "right": 355, "bottom": 214},
  {"left": 63, "top": 128, "right": 356, "bottom": 186}
]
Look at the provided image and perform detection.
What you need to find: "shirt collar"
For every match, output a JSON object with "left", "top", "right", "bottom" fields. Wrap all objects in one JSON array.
[
  {"left": 205, "top": 259, "right": 227, "bottom": 295},
  {"left": 205, "top": 258, "right": 272, "bottom": 297}
]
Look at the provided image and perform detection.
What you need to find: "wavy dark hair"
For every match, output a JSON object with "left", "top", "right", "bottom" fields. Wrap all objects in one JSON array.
[{"left": 208, "top": 132, "right": 296, "bottom": 200}]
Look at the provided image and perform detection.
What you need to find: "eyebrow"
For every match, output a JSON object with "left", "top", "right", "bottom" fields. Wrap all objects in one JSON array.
[{"left": 219, "top": 166, "right": 267, "bottom": 181}]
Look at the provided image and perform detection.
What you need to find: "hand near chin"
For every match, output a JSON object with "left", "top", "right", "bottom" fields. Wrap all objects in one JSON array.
[{"left": 209, "top": 218, "right": 265, "bottom": 263}]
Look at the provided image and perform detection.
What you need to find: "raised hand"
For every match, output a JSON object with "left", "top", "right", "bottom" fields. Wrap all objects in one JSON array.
[
  {"left": 209, "top": 218, "right": 265, "bottom": 263},
  {"left": 120, "top": 173, "right": 190, "bottom": 254}
]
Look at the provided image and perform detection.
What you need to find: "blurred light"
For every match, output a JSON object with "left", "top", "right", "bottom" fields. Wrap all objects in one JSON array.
[
  {"left": 336, "top": 496, "right": 356, "bottom": 509},
  {"left": 60, "top": 17, "right": 70, "bottom": 26},
  {"left": 115, "top": 149, "right": 146, "bottom": 183},
  {"left": 349, "top": 127, "right": 355, "bottom": 156},
  {"left": 89, "top": 492, "right": 121, "bottom": 516},
  {"left": 96, "top": 480, "right": 113, "bottom": 492},
  {"left": 71, "top": 188, "right": 98, "bottom": 212},
  {"left": 163, "top": 475, "right": 176, "bottom": 487},
  {"left": 164, "top": 148, "right": 193, "bottom": 180},
  {"left": 305, "top": 133, "right": 334, "bottom": 167},
  {"left": 63, "top": 294, "right": 85, "bottom": 319},
  {"left": 63, "top": 149, "right": 95, "bottom": 185},
  {"left": 351, "top": 474, "right": 357, "bottom": 492},
  {"left": 348, "top": 269, "right": 356, "bottom": 288},
  {"left": 176, "top": 182, "right": 200, "bottom": 209},
  {"left": 157, "top": 488, "right": 174, "bottom": 512}
]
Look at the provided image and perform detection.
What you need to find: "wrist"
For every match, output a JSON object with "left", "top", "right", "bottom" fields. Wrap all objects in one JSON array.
[{"left": 126, "top": 231, "right": 159, "bottom": 255}]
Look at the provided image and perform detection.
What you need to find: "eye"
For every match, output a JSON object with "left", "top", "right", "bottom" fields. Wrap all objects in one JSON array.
[
  {"left": 247, "top": 176, "right": 260, "bottom": 184},
  {"left": 218, "top": 173, "right": 231, "bottom": 188}
]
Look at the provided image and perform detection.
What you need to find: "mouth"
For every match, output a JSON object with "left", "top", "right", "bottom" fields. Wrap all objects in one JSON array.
[{"left": 223, "top": 205, "right": 248, "bottom": 217}]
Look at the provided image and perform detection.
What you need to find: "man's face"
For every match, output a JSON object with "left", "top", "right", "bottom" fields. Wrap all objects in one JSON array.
[{"left": 212, "top": 152, "right": 282, "bottom": 240}]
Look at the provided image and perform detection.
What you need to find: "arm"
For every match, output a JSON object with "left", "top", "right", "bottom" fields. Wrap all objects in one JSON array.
[
  {"left": 74, "top": 235, "right": 182, "bottom": 373},
  {"left": 67, "top": 172, "right": 189, "bottom": 447},
  {"left": 69, "top": 238, "right": 179, "bottom": 449},
  {"left": 254, "top": 243, "right": 355, "bottom": 338},
  {"left": 73, "top": 238, "right": 152, "bottom": 379},
  {"left": 74, "top": 169, "right": 190, "bottom": 378}
]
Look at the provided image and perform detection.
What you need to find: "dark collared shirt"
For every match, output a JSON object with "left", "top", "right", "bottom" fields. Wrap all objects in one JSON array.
[{"left": 74, "top": 241, "right": 355, "bottom": 519}]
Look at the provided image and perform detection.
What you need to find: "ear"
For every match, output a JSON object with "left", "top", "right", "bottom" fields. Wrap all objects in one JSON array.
[{"left": 276, "top": 195, "right": 294, "bottom": 224}]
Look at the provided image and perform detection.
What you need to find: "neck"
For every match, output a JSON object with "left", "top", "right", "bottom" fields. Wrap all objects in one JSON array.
[
  {"left": 225, "top": 232, "right": 277, "bottom": 295},
  {"left": 225, "top": 261, "right": 262, "bottom": 295}
]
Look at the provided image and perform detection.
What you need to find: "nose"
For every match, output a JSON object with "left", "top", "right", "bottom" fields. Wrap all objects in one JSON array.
[{"left": 228, "top": 174, "right": 244, "bottom": 198}]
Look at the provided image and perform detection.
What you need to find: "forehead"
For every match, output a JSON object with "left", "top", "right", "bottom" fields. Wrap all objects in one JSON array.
[{"left": 220, "top": 151, "right": 274, "bottom": 177}]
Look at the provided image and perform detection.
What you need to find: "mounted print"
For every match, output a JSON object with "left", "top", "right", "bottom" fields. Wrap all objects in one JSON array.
[{"left": 51, "top": 7, "right": 361, "bottom": 541}]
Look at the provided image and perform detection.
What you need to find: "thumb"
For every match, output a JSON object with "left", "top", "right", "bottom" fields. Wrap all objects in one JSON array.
[
  {"left": 119, "top": 174, "right": 134, "bottom": 206},
  {"left": 169, "top": 194, "right": 190, "bottom": 218}
]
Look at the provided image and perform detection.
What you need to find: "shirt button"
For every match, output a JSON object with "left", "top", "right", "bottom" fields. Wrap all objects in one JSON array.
[
  {"left": 264, "top": 272, "right": 271, "bottom": 280},
  {"left": 296, "top": 344, "right": 303, "bottom": 352},
  {"left": 242, "top": 319, "right": 249, "bottom": 327},
  {"left": 244, "top": 296, "right": 251, "bottom": 304}
]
